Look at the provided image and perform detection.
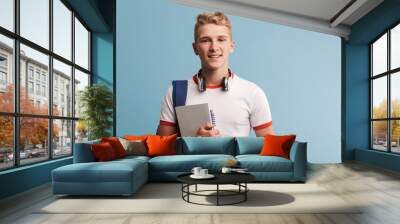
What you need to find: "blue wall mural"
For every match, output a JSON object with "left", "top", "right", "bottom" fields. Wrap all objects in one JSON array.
[{"left": 116, "top": 0, "right": 342, "bottom": 163}]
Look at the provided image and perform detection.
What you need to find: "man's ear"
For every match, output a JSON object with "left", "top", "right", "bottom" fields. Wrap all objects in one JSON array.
[
  {"left": 192, "top": 42, "right": 199, "bottom": 55},
  {"left": 229, "top": 41, "right": 235, "bottom": 53}
]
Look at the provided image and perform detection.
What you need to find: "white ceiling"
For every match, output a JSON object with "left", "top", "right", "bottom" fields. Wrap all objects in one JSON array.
[
  {"left": 226, "top": 0, "right": 353, "bottom": 22},
  {"left": 172, "top": 0, "right": 384, "bottom": 39}
]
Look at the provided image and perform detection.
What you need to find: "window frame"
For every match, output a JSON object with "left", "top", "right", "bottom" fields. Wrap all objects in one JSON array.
[
  {"left": 370, "top": 20, "right": 400, "bottom": 154},
  {"left": 0, "top": 0, "right": 92, "bottom": 171}
]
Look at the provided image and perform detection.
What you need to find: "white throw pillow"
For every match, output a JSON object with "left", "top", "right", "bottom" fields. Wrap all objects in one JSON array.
[{"left": 118, "top": 138, "right": 147, "bottom": 156}]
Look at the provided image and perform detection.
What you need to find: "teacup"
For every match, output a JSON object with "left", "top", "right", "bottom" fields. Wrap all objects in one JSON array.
[
  {"left": 191, "top": 167, "right": 202, "bottom": 176},
  {"left": 199, "top": 168, "right": 208, "bottom": 176}
]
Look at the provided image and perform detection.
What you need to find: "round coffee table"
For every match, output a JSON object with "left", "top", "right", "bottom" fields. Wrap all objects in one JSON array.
[{"left": 177, "top": 172, "right": 255, "bottom": 206}]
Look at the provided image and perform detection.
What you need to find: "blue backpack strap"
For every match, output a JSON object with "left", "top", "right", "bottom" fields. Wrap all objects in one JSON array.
[{"left": 172, "top": 80, "right": 188, "bottom": 108}]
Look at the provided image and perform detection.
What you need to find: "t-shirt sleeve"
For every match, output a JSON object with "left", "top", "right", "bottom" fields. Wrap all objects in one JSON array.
[
  {"left": 250, "top": 86, "right": 273, "bottom": 130},
  {"left": 159, "top": 86, "right": 177, "bottom": 126}
]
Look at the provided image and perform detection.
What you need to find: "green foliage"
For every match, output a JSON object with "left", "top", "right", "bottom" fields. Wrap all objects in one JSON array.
[{"left": 79, "top": 84, "right": 113, "bottom": 140}]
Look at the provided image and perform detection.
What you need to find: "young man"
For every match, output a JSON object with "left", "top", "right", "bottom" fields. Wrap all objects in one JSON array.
[{"left": 157, "top": 12, "right": 273, "bottom": 137}]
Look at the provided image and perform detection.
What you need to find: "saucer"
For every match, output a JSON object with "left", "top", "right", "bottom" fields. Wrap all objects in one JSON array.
[{"left": 190, "top": 174, "right": 215, "bottom": 179}]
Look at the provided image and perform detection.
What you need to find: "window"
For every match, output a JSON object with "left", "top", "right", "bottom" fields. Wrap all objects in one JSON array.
[
  {"left": 0, "top": 0, "right": 13, "bottom": 32},
  {"left": 28, "top": 67, "right": 34, "bottom": 80},
  {"left": 20, "top": 0, "right": 49, "bottom": 49},
  {"left": 75, "top": 18, "right": 89, "bottom": 70},
  {"left": 0, "top": 71, "right": 6, "bottom": 84},
  {"left": 35, "top": 70, "right": 40, "bottom": 81},
  {"left": 54, "top": 0, "right": 72, "bottom": 60},
  {"left": 53, "top": 59, "right": 71, "bottom": 117},
  {"left": 0, "top": 54, "right": 8, "bottom": 87},
  {"left": 35, "top": 83, "right": 40, "bottom": 95},
  {"left": 28, "top": 81, "right": 34, "bottom": 94},
  {"left": 0, "top": 55, "right": 7, "bottom": 67},
  {"left": 42, "top": 85, "right": 46, "bottom": 97},
  {"left": 74, "top": 69, "right": 89, "bottom": 118},
  {"left": 371, "top": 23, "right": 400, "bottom": 154},
  {"left": 0, "top": 35, "right": 13, "bottom": 113},
  {"left": 0, "top": 0, "right": 91, "bottom": 170}
]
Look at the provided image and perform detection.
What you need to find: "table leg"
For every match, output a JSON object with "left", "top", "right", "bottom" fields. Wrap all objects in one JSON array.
[
  {"left": 187, "top": 184, "right": 190, "bottom": 202},
  {"left": 195, "top": 184, "right": 197, "bottom": 192},
  {"left": 245, "top": 183, "right": 247, "bottom": 201},
  {"left": 217, "top": 184, "right": 219, "bottom": 206}
]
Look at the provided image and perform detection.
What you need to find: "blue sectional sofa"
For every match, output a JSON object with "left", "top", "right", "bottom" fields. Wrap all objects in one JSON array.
[{"left": 52, "top": 137, "right": 307, "bottom": 196}]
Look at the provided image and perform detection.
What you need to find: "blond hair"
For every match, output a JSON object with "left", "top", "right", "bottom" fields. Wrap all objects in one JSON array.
[{"left": 194, "top": 12, "right": 232, "bottom": 41}]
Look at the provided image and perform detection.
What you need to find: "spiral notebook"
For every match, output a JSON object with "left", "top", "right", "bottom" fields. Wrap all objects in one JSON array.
[{"left": 175, "top": 103, "right": 211, "bottom": 136}]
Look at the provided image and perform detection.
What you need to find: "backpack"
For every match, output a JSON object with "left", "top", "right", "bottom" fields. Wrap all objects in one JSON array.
[
  {"left": 172, "top": 80, "right": 188, "bottom": 108},
  {"left": 172, "top": 80, "right": 188, "bottom": 136}
]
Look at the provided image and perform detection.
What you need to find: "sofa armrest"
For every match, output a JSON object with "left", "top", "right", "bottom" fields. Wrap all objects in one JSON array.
[
  {"left": 73, "top": 140, "right": 100, "bottom": 163},
  {"left": 289, "top": 141, "right": 307, "bottom": 181}
]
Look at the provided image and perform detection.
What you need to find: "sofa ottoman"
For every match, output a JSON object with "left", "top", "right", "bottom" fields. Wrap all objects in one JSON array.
[{"left": 53, "top": 154, "right": 149, "bottom": 195}]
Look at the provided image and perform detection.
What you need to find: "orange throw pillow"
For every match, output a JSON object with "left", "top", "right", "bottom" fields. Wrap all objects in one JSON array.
[
  {"left": 101, "top": 137, "right": 127, "bottom": 158},
  {"left": 146, "top": 134, "right": 177, "bottom": 157},
  {"left": 123, "top": 135, "right": 153, "bottom": 141},
  {"left": 260, "top": 134, "right": 296, "bottom": 159},
  {"left": 91, "top": 142, "right": 117, "bottom": 161}
]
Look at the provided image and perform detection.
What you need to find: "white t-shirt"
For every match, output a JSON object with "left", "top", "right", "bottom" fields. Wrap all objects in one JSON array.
[{"left": 159, "top": 73, "right": 272, "bottom": 137}]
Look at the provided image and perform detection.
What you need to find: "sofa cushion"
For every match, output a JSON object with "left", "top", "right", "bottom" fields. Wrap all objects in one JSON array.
[
  {"left": 53, "top": 158, "right": 148, "bottom": 183},
  {"left": 146, "top": 134, "right": 177, "bottom": 157},
  {"left": 178, "top": 137, "right": 236, "bottom": 155},
  {"left": 236, "top": 155, "right": 293, "bottom": 172},
  {"left": 260, "top": 134, "right": 296, "bottom": 159},
  {"left": 73, "top": 139, "right": 100, "bottom": 163},
  {"left": 115, "top": 155, "right": 150, "bottom": 163},
  {"left": 235, "top": 137, "right": 264, "bottom": 155},
  {"left": 91, "top": 142, "right": 118, "bottom": 161},
  {"left": 119, "top": 138, "right": 147, "bottom": 156},
  {"left": 101, "top": 137, "right": 127, "bottom": 158},
  {"left": 148, "top": 154, "right": 235, "bottom": 172}
]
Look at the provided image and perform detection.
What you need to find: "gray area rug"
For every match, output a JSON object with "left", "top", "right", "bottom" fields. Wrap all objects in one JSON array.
[{"left": 38, "top": 183, "right": 362, "bottom": 214}]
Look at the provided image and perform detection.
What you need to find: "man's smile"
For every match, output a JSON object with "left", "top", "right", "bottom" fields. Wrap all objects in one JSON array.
[{"left": 208, "top": 54, "right": 222, "bottom": 58}]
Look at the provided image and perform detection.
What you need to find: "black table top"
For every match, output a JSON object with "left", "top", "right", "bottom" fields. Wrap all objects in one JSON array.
[{"left": 177, "top": 172, "right": 255, "bottom": 185}]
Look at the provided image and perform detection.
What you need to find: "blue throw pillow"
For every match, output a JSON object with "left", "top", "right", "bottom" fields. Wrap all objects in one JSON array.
[
  {"left": 235, "top": 137, "right": 264, "bottom": 155},
  {"left": 179, "top": 137, "right": 236, "bottom": 155},
  {"left": 73, "top": 139, "right": 100, "bottom": 163}
]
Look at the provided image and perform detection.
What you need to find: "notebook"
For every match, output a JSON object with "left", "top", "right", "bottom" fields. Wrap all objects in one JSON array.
[{"left": 175, "top": 103, "right": 211, "bottom": 136}]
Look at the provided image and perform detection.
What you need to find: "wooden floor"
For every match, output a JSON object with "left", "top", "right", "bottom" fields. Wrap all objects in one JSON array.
[{"left": 1, "top": 162, "right": 400, "bottom": 224}]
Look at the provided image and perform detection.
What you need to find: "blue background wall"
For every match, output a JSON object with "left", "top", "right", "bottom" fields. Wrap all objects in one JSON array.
[
  {"left": 116, "top": 0, "right": 342, "bottom": 163},
  {"left": 345, "top": 0, "right": 400, "bottom": 171}
]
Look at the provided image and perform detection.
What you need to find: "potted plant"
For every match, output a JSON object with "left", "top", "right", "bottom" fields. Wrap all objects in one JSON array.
[{"left": 79, "top": 84, "right": 113, "bottom": 140}]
